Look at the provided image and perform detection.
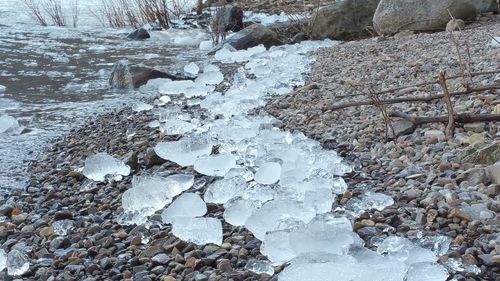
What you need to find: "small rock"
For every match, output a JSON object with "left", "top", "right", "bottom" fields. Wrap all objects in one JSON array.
[
  {"left": 424, "top": 130, "right": 445, "bottom": 142},
  {"left": 152, "top": 253, "right": 171, "bottom": 265},
  {"left": 449, "top": 208, "right": 472, "bottom": 222},
  {"left": 127, "top": 28, "right": 151, "bottom": 40},
  {"left": 463, "top": 133, "right": 485, "bottom": 145},
  {"left": 54, "top": 210, "right": 73, "bottom": 221},
  {"left": 217, "top": 259, "right": 232, "bottom": 272},
  {"left": 463, "top": 123, "right": 485, "bottom": 133}
]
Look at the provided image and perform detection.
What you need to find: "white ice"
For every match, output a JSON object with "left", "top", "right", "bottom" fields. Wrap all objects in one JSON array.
[
  {"left": 254, "top": 162, "right": 281, "bottom": 184},
  {"left": 0, "top": 85, "right": 5, "bottom": 92},
  {"left": 194, "top": 153, "right": 236, "bottom": 176},
  {"left": 132, "top": 102, "right": 153, "bottom": 112},
  {"left": 199, "top": 40, "right": 213, "bottom": 51},
  {"left": 245, "top": 259, "right": 275, "bottom": 276},
  {"left": 195, "top": 70, "right": 224, "bottom": 85},
  {"left": 161, "top": 193, "right": 207, "bottom": 223},
  {"left": 6, "top": 250, "right": 29, "bottom": 276},
  {"left": 159, "top": 119, "right": 197, "bottom": 135},
  {"left": 204, "top": 176, "right": 248, "bottom": 204},
  {"left": 52, "top": 219, "right": 74, "bottom": 236},
  {"left": 490, "top": 37, "right": 500, "bottom": 48},
  {"left": 405, "top": 262, "right": 449, "bottom": 281},
  {"left": 155, "top": 135, "right": 213, "bottom": 166},
  {"left": 184, "top": 62, "right": 200, "bottom": 75},
  {"left": 82, "top": 152, "right": 130, "bottom": 182},
  {"left": 171, "top": 217, "right": 223, "bottom": 245},
  {"left": 0, "top": 249, "right": 6, "bottom": 272},
  {"left": 223, "top": 197, "right": 259, "bottom": 226},
  {"left": 0, "top": 115, "right": 19, "bottom": 134},
  {"left": 158, "top": 80, "right": 195, "bottom": 95}
]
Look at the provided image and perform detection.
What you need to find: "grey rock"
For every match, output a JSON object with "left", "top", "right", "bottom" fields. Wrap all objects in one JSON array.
[
  {"left": 152, "top": 253, "right": 171, "bottom": 265},
  {"left": 373, "top": 0, "right": 477, "bottom": 35},
  {"left": 311, "top": 0, "right": 380, "bottom": 40},
  {"left": 144, "top": 147, "right": 167, "bottom": 166},
  {"left": 460, "top": 142, "right": 500, "bottom": 165},
  {"left": 388, "top": 119, "right": 416, "bottom": 138},
  {"left": 470, "top": 0, "right": 499, "bottom": 13},
  {"left": 127, "top": 28, "right": 151, "bottom": 40},
  {"left": 225, "top": 24, "right": 282, "bottom": 50},
  {"left": 213, "top": 5, "right": 243, "bottom": 32}
]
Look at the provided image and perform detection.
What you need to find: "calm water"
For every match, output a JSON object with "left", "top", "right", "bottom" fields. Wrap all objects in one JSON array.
[{"left": 0, "top": 0, "right": 208, "bottom": 192}]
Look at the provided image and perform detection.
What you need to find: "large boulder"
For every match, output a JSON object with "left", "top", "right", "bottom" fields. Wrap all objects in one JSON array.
[
  {"left": 373, "top": 0, "right": 477, "bottom": 35},
  {"left": 311, "top": 0, "right": 380, "bottom": 40},
  {"left": 109, "top": 60, "right": 188, "bottom": 89},
  {"left": 471, "top": 0, "right": 499, "bottom": 13},
  {"left": 225, "top": 24, "right": 282, "bottom": 50},
  {"left": 211, "top": 5, "right": 244, "bottom": 33}
]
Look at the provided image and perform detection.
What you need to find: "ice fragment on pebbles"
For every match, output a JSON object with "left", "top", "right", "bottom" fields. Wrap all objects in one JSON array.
[
  {"left": 52, "top": 220, "right": 74, "bottom": 236},
  {"left": 161, "top": 193, "right": 207, "bottom": 224},
  {"left": 172, "top": 217, "right": 222, "bottom": 245},
  {"left": 6, "top": 250, "right": 29, "bottom": 276},
  {"left": 244, "top": 259, "right": 275, "bottom": 276},
  {"left": 132, "top": 102, "right": 153, "bottom": 112},
  {"left": 377, "top": 236, "right": 437, "bottom": 265},
  {"left": 490, "top": 37, "right": 500, "bottom": 48},
  {"left": 199, "top": 40, "right": 213, "bottom": 51},
  {"left": 158, "top": 80, "right": 195, "bottom": 95},
  {"left": 160, "top": 120, "right": 197, "bottom": 135},
  {"left": 194, "top": 153, "right": 236, "bottom": 176},
  {"left": 405, "top": 262, "right": 449, "bottom": 281},
  {"left": 303, "top": 188, "right": 335, "bottom": 214},
  {"left": 0, "top": 115, "right": 19, "bottom": 134},
  {"left": 204, "top": 176, "right": 247, "bottom": 204},
  {"left": 183, "top": 62, "right": 199, "bottom": 75},
  {"left": 82, "top": 152, "right": 130, "bottom": 182},
  {"left": 0, "top": 249, "right": 6, "bottom": 272},
  {"left": 254, "top": 162, "right": 281, "bottom": 184},
  {"left": 346, "top": 191, "right": 394, "bottom": 215},
  {"left": 0, "top": 85, "right": 6, "bottom": 92},
  {"left": 154, "top": 135, "right": 213, "bottom": 166},
  {"left": 195, "top": 70, "right": 224, "bottom": 85}
]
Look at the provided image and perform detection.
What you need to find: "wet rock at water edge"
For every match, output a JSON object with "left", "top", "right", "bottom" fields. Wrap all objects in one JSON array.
[{"left": 127, "top": 28, "right": 151, "bottom": 40}]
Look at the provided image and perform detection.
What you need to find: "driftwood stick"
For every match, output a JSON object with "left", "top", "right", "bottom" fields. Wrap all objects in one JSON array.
[
  {"left": 368, "top": 89, "right": 396, "bottom": 143},
  {"left": 325, "top": 85, "right": 500, "bottom": 111},
  {"left": 390, "top": 112, "right": 500, "bottom": 125},
  {"left": 333, "top": 70, "right": 499, "bottom": 99},
  {"left": 437, "top": 71, "right": 456, "bottom": 139}
]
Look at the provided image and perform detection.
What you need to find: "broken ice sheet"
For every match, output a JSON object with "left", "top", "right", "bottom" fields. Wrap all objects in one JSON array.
[
  {"left": 405, "top": 262, "right": 449, "bottom": 281},
  {"left": 159, "top": 119, "right": 197, "bottom": 135},
  {"left": 82, "top": 152, "right": 130, "bottom": 182},
  {"left": 52, "top": 219, "right": 74, "bottom": 236},
  {"left": 377, "top": 236, "right": 437, "bottom": 265},
  {"left": 161, "top": 193, "right": 207, "bottom": 224},
  {"left": 154, "top": 135, "right": 213, "bottom": 166},
  {"left": 223, "top": 197, "right": 259, "bottom": 226},
  {"left": 345, "top": 191, "right": 394, "bottom": 215},
  {"left": 245, "top": 259, "right": 274, "bottom": 276},
  {"left": 194, "top": 153, "right": 236, "bottom": 177},
  {"left": 132, "top": 102, "right": 153, "bottom": 112},
  {"left": 6, "top": 249, "right": 29, "bottom": 276},
  {"left": 254, "top": 162, "right": 281, "bottom": 184},
  {"left": 158, "top": 80, "right": 195, "bottom": 95},
  {"left": 171, "top": 217, "right": 222, "bottom": 245},
  {"left": 195, "top": 70, "right": 224, "bottom": 85}
]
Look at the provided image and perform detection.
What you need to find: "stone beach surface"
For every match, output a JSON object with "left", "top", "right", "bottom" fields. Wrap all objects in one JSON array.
[{"left": 0, "top": 12, "right": 499, "bottom": 281}]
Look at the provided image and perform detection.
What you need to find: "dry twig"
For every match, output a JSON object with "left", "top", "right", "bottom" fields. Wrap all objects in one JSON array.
[{"left": 437, "top": 71, "right": 456, "bottom": 139}]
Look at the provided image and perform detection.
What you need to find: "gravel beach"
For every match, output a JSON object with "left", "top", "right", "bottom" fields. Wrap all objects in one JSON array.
[{"left": 0, "top": 11, "right": 499, "bottom": 281}]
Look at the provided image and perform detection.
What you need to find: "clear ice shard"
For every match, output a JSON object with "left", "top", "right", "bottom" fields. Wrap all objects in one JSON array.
[
  {"left": 161, "top": 193, "right": 207, "bottom": 224},
  {"left": 194, "top": 153, "right": 236, "bottom": 176},
  {"left": 377, "top": 236, "right": 437, "bottom": 265},
  {"left": 223, "top": 197, "right": 259, "bottom": 226},
  {"left": 132, "top": 102, "right": 153, "bottom": 112},
  {"left": 158, "top": 80, "right": 195, "bottom": 95},
  {"left": 303, "top": 188, "right": 335, "bottom": 214},
  {"left": 245, "top": 199, "right": 315, "bottom": 240},
  {"left": 154, "top": 135, "right": 213, "bottom": 166},
  {"left": 171, "top": 217, "right": 223, "bottom": 245},
  {"left": 6, "top": 250, "right": 30, "bottom": 276},
  {"left": 195, "top": 70, "right": 224, "bottom": 85},
  {"left": 204, "top": 176, "right": 247, "bottom": 204},
  {"left": 491, "top": 37, "right": 500, "bottom": 48},
  {"left": 199, "top": 40, "right": 213, "bottom": 51},
  {"left": 184, "top": 62, "right": 199, "bottom": 75},
  {"left": 82, "top": 152, "right": 131, "bottom": 182},
  {"left": 405, "top": 262, "right": 449, "bottom": 281},
  {"left": 261, "top": 218, "right": 305, "bottom": 265},
  {"left": 346, "top": 191, "right": 394, "bottom": 215},
  {"left": 0, "top": 84, "right": 6, "bottom": 92},
  {"left": 52, "top": 219, "right": 74, "bottom": 236},
  {"left": 120, "top": 175, "right": 193, "bottom": 225},
  {"left": 0, "top": 249, "right": 6, "bottom": 272},
  {"left": 254, "top": 162, "right": 281, "bottom": 184},
  {"left": 160, "top": 120, "right": 197, "bottom": 135},
  {"left": 244, "top": 259, "right": 275, "bottom": 276},
  {"left": 0, "top": 115, "right": 19, "bottom": 134}
]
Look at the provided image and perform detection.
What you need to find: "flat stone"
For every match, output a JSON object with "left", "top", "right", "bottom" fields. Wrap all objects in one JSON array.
[
  {"left": 388, "top": 119, "right": 416, "bottom": 137},
  {"left": 448, "top": 208, "right": 472, "bottom": 222},
  {"left": 424, "top": 130, "right": 446, "bottom": 142},
  {"left": 463, "top": 122, "right": 485, "bottom": 133}
]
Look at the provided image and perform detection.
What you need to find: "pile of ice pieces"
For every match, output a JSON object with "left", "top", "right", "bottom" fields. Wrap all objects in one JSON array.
[
  {"left": 82, "top": 152, "right": 131, "bottom": 182},
  {"left": 117, "top": 39, "right": 450, "bottom": 280},
  {"left": 0, "top": 249, "right": 30, "bottom": 276}
]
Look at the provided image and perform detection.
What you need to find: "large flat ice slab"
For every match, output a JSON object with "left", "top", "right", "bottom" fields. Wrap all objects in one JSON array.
[
  {"left": 154, "top": 135, "right": 213, "bottom": 166},
  {"left": 161, "top": 193, "right": 207, "bottom": 223}
]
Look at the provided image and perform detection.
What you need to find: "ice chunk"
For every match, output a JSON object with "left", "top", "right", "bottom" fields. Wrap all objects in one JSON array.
[
  {"left": 161, "top": 193, "right": 207, "bottom": 223},
  {"left": 225, "top": 167, "right": 254, "bottom": 182},
  {"left": 245, "top": 259, "right": 274, "bottom": 276},
  {"left": 155, "top": 135, "right": 213, "bottom": 166},
  {"left": 377, "top": 236, "right": 437, "bottom": 265},
  {"left": 491, "top": 37, "right": 500, "bottom": 48},
  {"left": 160, "top": 120, "right": 197, "bottom": 135},
  {"left": 290, "top": 216, "right": 361, "bottom": 256},
  {"left": 204, "top": 176, "right": 247, "bottom": 204},
  {"left": 405, "top": 262, "right": 449, "bottom": 281},
  {"left": 165, "top": 174, "right": 195, "bottom": 194},
  {"left": 82, "top": 152, "right": 130, "bottom": 182},
  {"left": 223, "top": 197, "right": 259, "bottom": 226},
  {"left": 303, "top": 188, "right": 335, "bottom": 214},
  {"left": 199, "top": 40, "right": 213, "bottom": 51},
  {"left": 52, "top": 219, "right": 74, "bottom": 236},
  {"left": 0, "top": 115, "right": 19, "bottom": 134},
  {"left": 346, "top": 191, "right": 394, "bottom": 215},
  {"left": 254, "top": 162, "right": 281, "bottom": 184},
  {"left": 245, "top": 200, "right": 316, "bottom": 240},
  {"left": 416, "top": 235, "right": 452, "bottom": 256},
  {"left": 132, "top": 102, "right": 153, "bottom": 112},
  {"left": 157, "top": 95, "right": 171, "bottom": 105},
  {"left": 171, "top": 217, "right": 222, "bottom": 245},
  {"left": 158, "top": 80, "right": 195, "bottom": 95},
  {"left": 241, "top": 184, "right": 275, "bottom": 203},
  {"left": 0, "top": 85, "right": 5, "bottom": 92},
  {"left": 147, "top": 120, "right": 160, "bottom": 128},
  {"left": 184, "top": 62, "right": 199, "bottom": 75},
  {"left": 0, "top": 249, "right": 6, "bottom": 272},
  {"left": 194, "top": 153, "right": 236, "bottom": 176},
  {"left": 6, "top": 250, "right": 29, "bottom": 276},
  {"left": 195, "top": 70, "right": 224, "bottom": 85},
  {"left": 261, "top": 218, "right": 305, "bottom": 264}
]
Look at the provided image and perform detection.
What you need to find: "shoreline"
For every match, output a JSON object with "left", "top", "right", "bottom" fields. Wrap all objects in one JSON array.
[{"left": 0, "top": 16, "right": 498, "bottom": 281}]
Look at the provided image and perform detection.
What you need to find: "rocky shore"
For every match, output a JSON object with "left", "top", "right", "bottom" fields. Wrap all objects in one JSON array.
[{"left": 267, "top": 15, "right": 500, "bottom": 280}]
